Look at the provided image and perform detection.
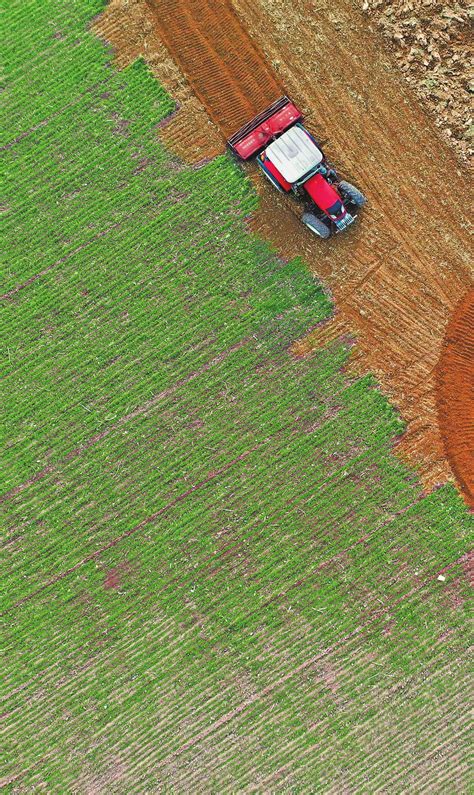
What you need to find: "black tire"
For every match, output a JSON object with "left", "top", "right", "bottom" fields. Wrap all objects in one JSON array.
[
  {"left": 302, "top": 212, "right": 331, "bottom": 239},
  {"left": 338, "top": 180, "right": 366, "bottom": 207}
]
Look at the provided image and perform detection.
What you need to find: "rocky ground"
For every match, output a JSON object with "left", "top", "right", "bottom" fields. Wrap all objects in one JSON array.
[{"left": 361, "top": 0, "right": 473, "bottom": 162}]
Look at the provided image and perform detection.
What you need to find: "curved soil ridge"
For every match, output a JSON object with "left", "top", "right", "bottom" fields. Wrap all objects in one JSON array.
[{"left": 437, "top": 288, "right": 474, "bottom": 508}]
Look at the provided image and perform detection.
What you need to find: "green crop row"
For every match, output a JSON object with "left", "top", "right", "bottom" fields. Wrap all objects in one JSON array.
[{"left": 1, "top": 0, "right": 472, "bottom": 790}]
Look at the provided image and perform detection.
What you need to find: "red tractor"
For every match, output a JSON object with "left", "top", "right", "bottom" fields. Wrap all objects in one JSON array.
[{"left": 228, "top": 97, "right": 366, "bottom": 239}]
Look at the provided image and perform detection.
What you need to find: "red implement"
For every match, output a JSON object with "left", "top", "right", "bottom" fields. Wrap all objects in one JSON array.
[{"left": 228, "top": 97, "right": 302, "bottom": 160}]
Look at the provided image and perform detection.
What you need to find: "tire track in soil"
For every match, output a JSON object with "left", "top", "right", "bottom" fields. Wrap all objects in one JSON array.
[
  {"left": 137, "top": 0, "right": 473, "bottom": 501},
  {"left": 436, "top": 287, "right": 474, "bottom": 508},
  {"left": 145, "top": 0, "right": 283, "bottom": 137}
]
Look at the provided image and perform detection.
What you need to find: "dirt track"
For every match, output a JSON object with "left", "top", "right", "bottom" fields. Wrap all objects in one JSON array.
[
  {"left": 97, "top": 0, "right": 473, "bottom": 501},
  {"left": 147, "top": 0, "right": 283, "bottom": 136}
]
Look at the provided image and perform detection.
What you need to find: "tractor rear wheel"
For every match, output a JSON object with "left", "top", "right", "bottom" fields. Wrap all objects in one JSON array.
[
  {"left": 338, "top": 181, "right": 366, "bottom": 207},
  {"left": 302, "top": 212, "right": 331, "bottom": 239}
]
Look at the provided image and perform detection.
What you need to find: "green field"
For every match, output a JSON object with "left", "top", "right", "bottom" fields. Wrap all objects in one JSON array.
[{"left": 2, "top": 1, "right": 472, "bottom": 791}]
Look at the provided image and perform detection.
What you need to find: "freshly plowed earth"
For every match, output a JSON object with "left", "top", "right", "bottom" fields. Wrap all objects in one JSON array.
[
  {"left": 105, "top": 0, "right": 473, "bottom": 500},
  {"left": 146, "top": 0, "right": 283, "bottom": 137},
  {"left": 92, "top": 0, "right": 224, "bottom": 162},
  {"left": 437, "top": 288, "right": 474, "bottom": 508}
]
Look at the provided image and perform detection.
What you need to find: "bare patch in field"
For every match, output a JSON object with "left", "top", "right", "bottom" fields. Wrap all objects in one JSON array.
[{"left": 103, "top": 562, "right": 133, "bottom": 590}]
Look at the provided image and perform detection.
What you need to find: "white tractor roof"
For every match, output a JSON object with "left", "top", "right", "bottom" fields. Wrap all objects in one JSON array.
[{"left": 265, "top": 125, "right": 323, "bottom": 184}]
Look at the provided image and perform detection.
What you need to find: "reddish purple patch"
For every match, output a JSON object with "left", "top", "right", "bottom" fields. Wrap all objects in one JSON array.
[
  {"left": 104, "top": 568, "right": 122, "bottom": 590},
  {"left": 461, "top": 550, "right": 473, "bottom": 587},
  {"left": 103, "top": 561, "right": 134, "bottom": 591}
]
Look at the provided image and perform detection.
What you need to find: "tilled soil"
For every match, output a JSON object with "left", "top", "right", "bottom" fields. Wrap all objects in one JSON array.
[
  {"left": 93, "top": 0, "right": 224, "bottom": 161},
  {"left": 96, "top": 0, "right": 473, "bottom": 503},
  {"left": 146, "top": 0, "right": 284, "bottom": 137},
  {"left": 361, "top": 0, "right": 473, "bottom": 162},
  {"left": 436, "top": 287, "right": 474, "bottom": 506}
]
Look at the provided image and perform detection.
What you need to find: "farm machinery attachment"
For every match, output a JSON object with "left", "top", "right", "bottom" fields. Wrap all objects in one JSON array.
[{"left": 228, "top": 97, "right": 366, "bottom": 239}]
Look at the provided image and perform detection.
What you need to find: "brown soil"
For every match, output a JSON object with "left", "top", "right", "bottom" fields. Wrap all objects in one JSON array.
[
  {"left": 95, "top": 0, "right": 473, "bottom": 501},
  {"left": 361, "top": 0, "right": 473, "bottom": 162},
  {"left": 92, "top": 0, "right": 223, "bottom": 162},
  {"left": 146, "top": 0, "right": 283, "bottom": 137},
  {"left": 436, "top": 288, "right": 474, "bottom": 507}
]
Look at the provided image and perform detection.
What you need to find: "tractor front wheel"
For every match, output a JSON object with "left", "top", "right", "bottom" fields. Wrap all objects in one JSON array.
[
  {"left": 338, "top": 181, "right": 366, "bottom": 207},
  {"left": 302, "top": 212, "right": 331, "bottom": 239}
]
